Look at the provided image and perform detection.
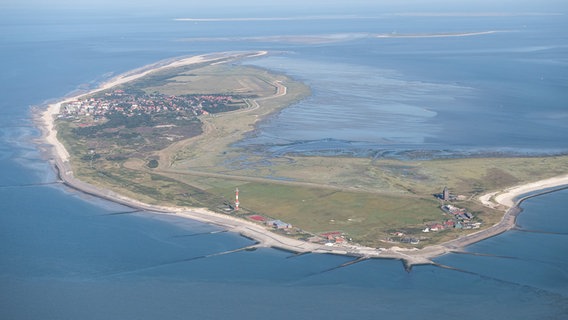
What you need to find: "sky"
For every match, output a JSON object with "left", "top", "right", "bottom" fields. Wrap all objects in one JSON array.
[{"left": 3, "top": 0, "right": 567, "bottom": 15}]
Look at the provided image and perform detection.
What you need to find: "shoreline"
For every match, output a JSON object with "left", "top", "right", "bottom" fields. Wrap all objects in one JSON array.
[
  {"left": 492, "top": 174, "right": 568, "bottom": 208},
  {"left": 37, "top": 51, "right": 568, "bottom": 268},
  {"left": 439, "top": 174, "right": 568, "bottom": 251}
]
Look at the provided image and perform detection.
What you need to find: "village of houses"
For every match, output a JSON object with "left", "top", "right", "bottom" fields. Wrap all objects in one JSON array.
[
  {"left": 60, "top": 89, "right": 241, "bottom": 119},
  {"left": 385, "top": 187, "right": 482, "bottom": 245}
]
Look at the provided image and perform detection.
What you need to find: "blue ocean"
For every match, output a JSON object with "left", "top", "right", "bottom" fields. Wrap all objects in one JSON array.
[{"left": 1, "top": 2, "right": 567, "bottom": 319}]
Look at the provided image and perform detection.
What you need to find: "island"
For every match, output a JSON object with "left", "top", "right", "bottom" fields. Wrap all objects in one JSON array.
[{"left": 38, "top": 51, "right": 568, "bottom": 268}]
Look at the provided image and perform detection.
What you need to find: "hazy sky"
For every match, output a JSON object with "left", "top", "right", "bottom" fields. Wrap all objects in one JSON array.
[
  {"left": 4, "top": 0, "right": 567, "bottom": 10},
  {"left": 3, "top": 0, "right": 567, "bottom": 16}
]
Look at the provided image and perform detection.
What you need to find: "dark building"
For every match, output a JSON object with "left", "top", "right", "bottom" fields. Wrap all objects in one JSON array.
[{"left": 442, "top": 187, "right": 449, "bottom": 201}]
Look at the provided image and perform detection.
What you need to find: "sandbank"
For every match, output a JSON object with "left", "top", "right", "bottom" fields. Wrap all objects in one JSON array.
[{"left": 376, "top": 31, "right": 501, "bottom": 38}]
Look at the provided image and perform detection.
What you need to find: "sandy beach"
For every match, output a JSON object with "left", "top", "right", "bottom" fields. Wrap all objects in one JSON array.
[
  {"left": 479, "top": 174, "right": 568, "bottom": 210},
  {"left": 38, "top": 51, "right": 568, "bottom": 267},
  {"left": 431, "top": 175, "right": 568, "bottom": 253},
  {"left": 493, "top": 174, "right": 568, "bottom": 207}
]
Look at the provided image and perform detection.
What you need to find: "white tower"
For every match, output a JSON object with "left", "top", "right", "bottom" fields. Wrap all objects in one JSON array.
[{"left": 235, "top": 188, "right": 239, "bottom": 211}]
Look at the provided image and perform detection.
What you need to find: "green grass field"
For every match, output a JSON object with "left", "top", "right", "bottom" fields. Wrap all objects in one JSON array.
[{"left": 141, "top": 64, "right": 279, "bottom": 97}]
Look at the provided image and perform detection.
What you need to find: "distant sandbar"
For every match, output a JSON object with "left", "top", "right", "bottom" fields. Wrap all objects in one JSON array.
[{"left": 376, "top": 31, "right": 503, "bottom": 39}]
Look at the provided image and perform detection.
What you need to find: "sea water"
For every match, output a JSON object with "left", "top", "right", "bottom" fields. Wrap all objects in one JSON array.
[
  {"left": 1, "top": 4, "right": 567, "bottom": 319},
  {"left": 239, "top": 19, "right": 568, "bottom": 158}
]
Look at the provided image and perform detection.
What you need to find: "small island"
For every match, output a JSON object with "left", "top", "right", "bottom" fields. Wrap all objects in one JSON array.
[{"left": 40, "top": 51, "right": 568, "bottom": 267}]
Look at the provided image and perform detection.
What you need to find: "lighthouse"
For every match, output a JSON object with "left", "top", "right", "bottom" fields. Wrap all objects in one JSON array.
[
  {"left": 442, "top": 186, "right": 449, "bottom": 201},
  {"left": 235, "top": 188, "right": 239, "bottom": 211}
]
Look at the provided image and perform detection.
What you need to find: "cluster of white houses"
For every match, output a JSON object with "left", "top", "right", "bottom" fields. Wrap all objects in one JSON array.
[
  {"left": 247, "top": 215, "right": 292, "bottom": 229},
  {"left": 61, "top": 90, "right": 239, "bottom": 119},
  {"left": 424, "top": 187, "right": 482, "bottom": 233}
]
